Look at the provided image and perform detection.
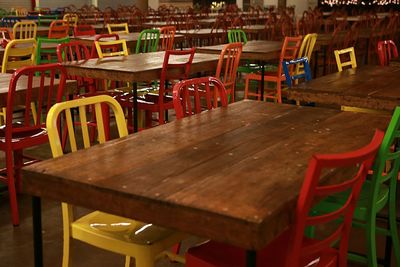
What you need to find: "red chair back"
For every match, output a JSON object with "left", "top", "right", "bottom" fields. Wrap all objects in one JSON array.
[
  {"left": 159, "top": 26, "right": 176, "bottom": 51},
  {"left": 48, "top": 20, "right": 70, "bottom": 39},
  {"left": 6, "top": 63, "right": 67, "bottom": 134},
  {"left": 90, "top": 33, "right": 119, "bottom": 58},
  {"left": 286, "top": 130, "right": 384, "bottom": 267},
  {"left": 377, "top": 40, "right": 398, "bottom": 66},
  {"left": 173, "top": 77, "right": 228, "bottom": 119},
  {"left": 73, "top": 24, "right": 96, "bottom": 37},
  {"left": 57, "top": 41, "right": 95, "bottom": 95}
]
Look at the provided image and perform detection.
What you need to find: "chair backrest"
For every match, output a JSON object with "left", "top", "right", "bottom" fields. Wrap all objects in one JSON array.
[
  {"left": 46, "top": 95, "right": 128, "bottom": 157},
  {"left": 12, "top": 21, "right": 37, "bottom": 39},
  {"left": 107, "top": 23, "right": 129, "bottom": 34},
  {"left": 173, "top": 76, "right": 228, "bottom": 119},
  {"left": 57, "top": 41, "right": 95, "bottom": 94},
  {"left": 0, "top": 17, "right": 20, "bottom": 28},
  {"left": 159, "top": 26, "right": 176, "bottom": 51},
  {"left": 282, "top": 57, "right": 312, "bottom": 87},
  {"left": 285, "top": 129, "right": 384, "bottom": 267},
  {"left": 48, "top": 20, "right": 70, "bottom": 39},
  {"left": 6, "top": 63, "right": 67, "bottom": 135},
  {"left": 135, "top": 29, "right": 160, "bottom": 54},
  {"left": 95, "top": 39, "right": 128, "bottom": 58},
  {"left": 90, "top": 33, "right": 119, "bottom": 58},
  {"left": 63, "top": 13, "right": 78, "bottom": 26},
  {"left": 277, "top": 36, "right": 303, "bottom": 76},
  {"left": 297, "top": 33, "right": 317, "bottom": 75},
  {"left": 215, "top": 42, "right": 242, "bottom": 96},
  {"left": 334, "top": 47, "right": 357, "bottom": 72},
  {"left": 36, "top": 37, "right": 70, "bottom": 65},
  {"left": 73, "top": 24, "right": 96, "bottom": 37},
  {"left": 377, "top": 40, "right": 398, "bottom": 66},
  {"left": 15, "top": 7, "right": 28, "bottom": 16},
  {"left": 227, "top": 29, "right": 247, "bottom": 44},
  {"left": 1, "top": 38, "right": 36, "bottom": 73}
]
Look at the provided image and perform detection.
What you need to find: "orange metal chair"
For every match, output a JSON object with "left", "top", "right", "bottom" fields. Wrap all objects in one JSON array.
[
  {"left": 186, "top": 129, "right": 384, "bottom": 267},
  {"left": 46, "top": 95, "right": 186, "bottom": 267},
  {"left": 244, "top": 36, "right": 302, "bottom": 103},
  {"left": 12, "top": 21, "right": 37, "bottom": 39},
  {"left": 377, "top": 40, "right": 398, "bottom": 66},
  {"left": 159, "top": 26, "right": 176, "bottom": 51},
  {"left": 173, "top": 77, "right": 228, "bottom": 119},
  {"left": 73, "top": 24, "right": 96, "bottom": 37},
  {"left": 214, "top": 42, "right": 242, "bottom": 107},
  {"left": 48, "top": 20, "right": 70, "bottom": 39},
  {"left": 0, "top": 63, "right": 67, "bottom": 225}
]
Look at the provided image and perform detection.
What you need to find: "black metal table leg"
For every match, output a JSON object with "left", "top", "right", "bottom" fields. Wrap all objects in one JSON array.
[
  {"left": 133, "top": 82, "right": 138, "bottom": 132},
  {"left": 32, "top": 196, "right": 43, "bottom": 267},
  {"left": 246, "top": 250, "right": 257, "bottom": 267}
]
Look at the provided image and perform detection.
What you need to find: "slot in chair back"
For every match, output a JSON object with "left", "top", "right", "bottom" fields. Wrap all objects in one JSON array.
[{"left": 334, "top": 47, "right": 357, "bottom": 72}]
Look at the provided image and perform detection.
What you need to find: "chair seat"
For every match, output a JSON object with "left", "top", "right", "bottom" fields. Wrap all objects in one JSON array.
[
  {"left": 72, "top": 210, "right": 186, "bottom": 255},
  {"left": 186, "top": 229, "right": 338, "bottom": 267},
  {"left": 0, "top": 123, "right": 47, "bottom": 146},
  {"left": 313, "top": 180, "right": 389, "bottom": 221}
]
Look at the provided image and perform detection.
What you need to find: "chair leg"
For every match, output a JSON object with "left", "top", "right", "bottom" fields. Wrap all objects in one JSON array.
[
  {"left": 124, "top": 256, "right": 131, "bottom": 267},
  {"left": 145, "top": 111, "right": 152, "bottom": 128},
  {"left": 389, "top": 183, "right": 400, "bottom": 266},
  {"left": 366, "top": 213, "right": 379, "bottom": 267},
  {"left": 276, "top": 82, "right": 282, "bottom": 104},
  {"left": 62, "top": 203, "right": 72, "bottom": 267},
  {"left": 13, "top": 149, "right": 23, "bottom": 193},
  {"left": 6, "top": 149, "right": 19, "bottom": 226}
]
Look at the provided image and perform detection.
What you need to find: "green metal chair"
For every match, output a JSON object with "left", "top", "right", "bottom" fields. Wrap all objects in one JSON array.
[
  {"left": 313, "top": 107, "right": 400, "bottom": 267},
  {"left": 36, "top": 37, "right": 70, "bottom": 65},
  {"left": 135, "top": 29, "right": 160, "bottom": 54}
]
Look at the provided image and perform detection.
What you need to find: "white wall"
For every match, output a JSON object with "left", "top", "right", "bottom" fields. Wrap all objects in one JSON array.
[
  {"left": 38, "top": 0, "right": 91, "bottom": 8},
  {"left": 148, "top": 0, "right": 158, "bottom": 9}
]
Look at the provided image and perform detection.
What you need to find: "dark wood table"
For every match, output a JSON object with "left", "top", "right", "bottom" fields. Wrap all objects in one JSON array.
[
  {"left": 177, "top": 28, "right": 226, "bottom": 47},
  {"left": 62, "top": 51, "right": 220, "bottom": 131},
  {"left": 286, "top": 65, "right": 400, "bottom": 112},
  {"left": 22, "top": 100, "right": 390, "bottom": 267}
]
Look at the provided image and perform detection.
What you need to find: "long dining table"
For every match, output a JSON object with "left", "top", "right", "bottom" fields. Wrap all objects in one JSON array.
[
  {"left": 62, "top": 51, "right": 220, "bottom": 132},
  {"left": 22, "top": 100, "right": 390, "bottom": 267},
  {"left": 286, "top": 65, "right": 400, "bottom": 112}
]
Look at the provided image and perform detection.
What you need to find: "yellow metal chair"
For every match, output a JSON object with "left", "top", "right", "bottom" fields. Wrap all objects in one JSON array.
[
  {"left": 94, "top": 39, "right": 129, "bottom": 58},
  {"left": 14, "top": 7, "right": 28, "bottom": 16},
  {"left": 46, "top": 95, "right": 186, "bottom": 267},
  {"left": 334, "top": 47, "right": 357, "bottom": 72},
  {"left": 296, "top": 33, "right": 317, "bottom": 76},
  {"left": 1, "top": 38, "right": 37, "bottom": 124},
  {"left": 107, "top": 23, "right": 129, "bottom": 34},
  {"left": 63, "top": 13, "right": 78, "bottom": 27},
  {"left": 12, "top": 21, "right": 37, "bottom": 39}
]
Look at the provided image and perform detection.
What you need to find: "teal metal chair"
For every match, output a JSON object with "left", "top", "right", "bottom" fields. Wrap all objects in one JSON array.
[
  {"left": 313, "top": 107, "right": 400, "bottom": 267},
  {"left": 135, "top": 29, "right": 160, "bottom": 54},
  {"left": 36, "top": 37, "right": 70, "bottom": 65}
]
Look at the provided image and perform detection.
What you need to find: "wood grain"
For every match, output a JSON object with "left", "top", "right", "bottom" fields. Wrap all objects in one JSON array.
[
  {"left": 22, "top": 100, "right": 390, "bottom": 250},
  {"left": 286, "top": 65, "right": 400, "bottom": 111}
]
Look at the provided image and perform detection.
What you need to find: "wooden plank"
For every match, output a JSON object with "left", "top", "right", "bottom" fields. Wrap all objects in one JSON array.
[
  {"left": 286, "top": 65, "right": 400, "bottom": 111},
  {"left": 22, "top": 101, "right": 390, "bottom": 250}
]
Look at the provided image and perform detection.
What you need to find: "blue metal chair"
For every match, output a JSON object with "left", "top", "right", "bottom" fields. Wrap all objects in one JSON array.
[
  {"left": 282, "top": 56, "right": 312, "bottom": 88},
  {"left": 0, "top": 17, "right": 21, "bottom": 28}
]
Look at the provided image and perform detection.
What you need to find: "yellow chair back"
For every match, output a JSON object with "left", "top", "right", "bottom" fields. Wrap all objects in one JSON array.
[
  {"left": 334, "top": 47, "right": 357, "bottom": 72},
  {"left": 1, "top": 38, "right": 36, "bottom": 73},
  {"left": 12, "top": 21, "right": 37, "bottom": 39},
  {"left": 63, "top": 13, "right": 78, "bottom": 27},
  {"left": 296, "top": 33, "right": 317, "bottom": 75},
  {"left": 95, "top": 39, "right": 129, "bottom": 58},
  {"left": 107, "top": 23, "right": 129, "bottom": 34}
]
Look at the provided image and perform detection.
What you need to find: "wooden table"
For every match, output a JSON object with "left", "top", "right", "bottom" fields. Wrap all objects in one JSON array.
[
  {"left": 0, "top": 73, "right": 77, "bottom": 106},
  {"left": 286, "top": 65, "right": 400, "bottom": 111},
  {"left": 62, "top": 51, "right": 220, "bottom": 131},
  {"left": 22, "top": 100, "right": 390, "bottom": 267},
  {"left": 71, "top": 32, "right": 185, "bottom": 51},
  {"left": 7, "top": 26, "right": 49, "bottom": 37},
  {"left": 177, "top": 28, "right": 226, "bottom": 47}
]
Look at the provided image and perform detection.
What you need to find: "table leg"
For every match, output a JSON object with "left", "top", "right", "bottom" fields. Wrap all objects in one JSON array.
[
  {"left": 323, "top": 45, "right": 327, "bottom": 76},
  {"left": 246, "top": 250, "right": 257, "bottom": 267},
  {"left": 32, "top": 196, "right": 43, "bottom": 267},
  {"left": 132, "top": 82, "right": 138, "bottom": 133},
  {"left": 260, "top": 62, "right": 265, "bottom": 101}
]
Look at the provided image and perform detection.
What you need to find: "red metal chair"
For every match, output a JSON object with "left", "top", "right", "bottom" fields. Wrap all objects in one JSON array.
[
  {"left": 73, "top": 24, "right": 96, "bottom": 37},
  {"left": 159, "top": 25, "right": 176, "bottom": 51},
  {"left": 377, "top": 40, "right": 398, "bottom": 66},
  {"left": 186, "top": 129, "right": 384, "bottom": 267},
  {"left": 48, "top": 20, "right": 70, "bottom": 39},
  {"left": 173, "top": 77, "right": 228, "bottom": 119},
  {"left": 0, "top": 63, "right": 66, "bottom": 225},
  {"left": 118, "top": 48, "right": 195, "bottom": 128}
]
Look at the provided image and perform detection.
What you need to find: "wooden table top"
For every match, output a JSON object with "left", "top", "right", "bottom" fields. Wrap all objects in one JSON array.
[
  {"left": 62, "top": 51, "right": 220, "bottom": 82},
  {"left": 286, "top": 65, "right": 400, "bottom": 111},
  {"left": 22, "top": 101, "right": 390, "bottom": 250},
  {"left": 177, "top": 28, "right": 225, "bottom": 37},
  {"left": 0, "top": 73, "right": 77, "bottom": 106},
  {"left": 196, "top": 40, "right": 282, "bottom": 61}
]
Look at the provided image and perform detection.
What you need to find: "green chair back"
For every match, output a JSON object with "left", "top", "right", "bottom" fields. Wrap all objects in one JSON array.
[
  {"left": 36, "top": 37, "right": 70, "bottom": 65},
  {"left": 135, "top": 29, "right": 160, "bottom": 54},
  {"left": 227, "top": 29, "right": 247, "bottom": 44}
]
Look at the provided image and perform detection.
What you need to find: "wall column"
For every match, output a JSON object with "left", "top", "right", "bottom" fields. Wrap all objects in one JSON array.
[{"left": 135, "top": 0, "right": 148, "bottom": 11}]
